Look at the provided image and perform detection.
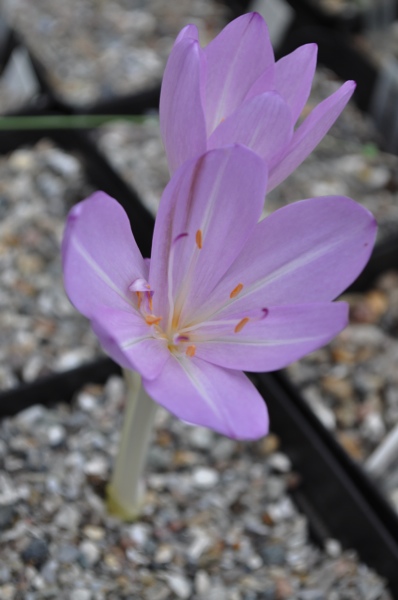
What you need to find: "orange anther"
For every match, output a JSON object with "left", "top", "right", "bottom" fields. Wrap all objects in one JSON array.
[
  {"left": 230, "top": 283, "right": 244, "bottom": 299},
  {"left": 196, "top": 229, "right": 203, "bottom": 249},
  {"left": 186, "top": 345, "right": 196, "bottom": 357},
  {"left": 136, "top": 291, "right": 142, "bottom": 308},
  {"left": 234, "top": 317, "right": 250, "bottom": 333},
  {"left": 145, "top": 315, "right": 162, "bottom": 326},
  {"left": 148, "top": 295, "right": 153, "bottom": 312}
]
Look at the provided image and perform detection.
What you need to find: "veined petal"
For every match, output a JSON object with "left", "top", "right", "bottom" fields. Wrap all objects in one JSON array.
[
  {"left": 160, "top": 37, "right": 207, "bottom": 174},
  {"left": 143, "top": 355, "right": 269, "bottom": 439},
  {"left": 62, "top": 192, "right": 147, "bottom": 318},
  {"left": 148, "top": 146, "right": 268, "bottom": 324},
  {"left": 195, "top": 196, "right": 376, "bottom": 323},
  {"left": 268, "top": 80, "right": 356, "bottom": 192},
  {"left": 90, "top": 307, "right": 169, "bottom": 380},
  {"left": 194, "top": 302, "right": 348, "bottom": 371},
  {"left": 274, "top": 44, "right": 317, "bottom": 124},
  {"left": 208, "top": 92, "right": 293, "bottom": 164},
  {"left": 204, "top": 13, "right": 274, "bottom": 135}
]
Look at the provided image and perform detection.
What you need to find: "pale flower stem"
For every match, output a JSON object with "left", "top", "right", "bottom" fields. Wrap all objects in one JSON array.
[{"left": 106, "top": 369, "right": 157, "bottom": 520}]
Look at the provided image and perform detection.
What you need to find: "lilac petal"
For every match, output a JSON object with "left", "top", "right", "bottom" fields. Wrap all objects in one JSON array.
[
  {"left": 174, "top": 24, "right": 199, "bottom": 44},
  {"left": 194, "top": 302, "right": 348, "bottom": 371},
  {"left": 274, "top": 44, "right": 317, "bottom": 124},
  {"left": 90, "top": 307, "right": 169, "bottom": 380},
  {"left": 62, "top": 191, "right": 147, "bottom": 318},
  {"left": 149, "top": 146, "right": 267, "bottom": 322},
  {"left": 268, "top": 80, "right": 356, "bottom": 192},
  {"left": 143, "top": 355, "right": 269, "bottom": 439},
  {"left": 244, "top": 64, "right": 275, "bottom": 102},
  {"left": 160, "top": 37, "right": 207, "bottom": 174},
  {"left": 208, "top": 92, "right": 293, "bottom": 164},
  {"left": 198, "top": 196, "right": 376, "bottom": 322},
  {"left": 204, "top": 13, "right": 274, "bottom": 135}
]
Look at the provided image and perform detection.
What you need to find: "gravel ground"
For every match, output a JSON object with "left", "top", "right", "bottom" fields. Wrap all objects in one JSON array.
[
  {"left": 0, "top": 140, "right": 101, "bottom": 390},
  {"left": 0, "top": 1, "right": 397, "bottom": 595},
  {"left": 0, "top": 375, "right": 392, "bottom": 600},
  {"left": 0, "top": 0, "right": 229, "bottom": 107}
]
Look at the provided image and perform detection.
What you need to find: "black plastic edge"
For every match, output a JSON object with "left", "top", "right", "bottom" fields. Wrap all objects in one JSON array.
[
  {"left": 255, "top": 371, "right": 398, "bottom": 593},
  {"left": 0, "top": 358, "right": 120, "bottom": 417}
]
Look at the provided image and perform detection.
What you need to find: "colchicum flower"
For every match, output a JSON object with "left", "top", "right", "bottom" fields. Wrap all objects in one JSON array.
[
  {"left": 160, "top": 12, "right": 355, "bottom": 192},
  {"left": 62, "top": 146, "right": 376, "bottom": 440}
]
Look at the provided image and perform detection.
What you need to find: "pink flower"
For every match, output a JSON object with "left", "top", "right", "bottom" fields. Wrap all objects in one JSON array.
[
  {"left": 62, "top": 146, "right": 375, "bottom": 439},
  {"left": 160, "top": 12, "right": 355, "bottom": 191}
]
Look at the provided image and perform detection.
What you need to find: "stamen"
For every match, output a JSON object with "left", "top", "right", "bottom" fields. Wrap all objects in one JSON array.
[
  {"left": 196, "top": 229, "right": 203, "bottom": 250},
  {"left": 148, "top": 295, "right": 153, "bottom": 312},
  {"left": 230, "top": 283, "right": 244, "bottom": 298},
  {"left": 186, "top": 345, "right": 196, "bottom": 357},
  {"left": 175, "top": 334, "right": 190, "bottom": 343},
  {"left": 136, "top": 291, "right": 142, "bottom": 309},
  {"left": 145, "top": 315, "right": 162, "bottom": 326},
  {"left": 234, "top": 317, "right": 250, "bottom": 333},
  {"left": 129, "top": 278, "right": 151, "bottom": 292}
]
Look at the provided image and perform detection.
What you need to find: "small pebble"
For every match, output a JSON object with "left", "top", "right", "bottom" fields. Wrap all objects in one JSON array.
[
  {"left": 72, "top": 591, "right": 92, "bottom": 600},
  {"left": 164, "top": 573, "right": 192, "bottom": 599},
  {"left": 79, "top": 541, "right": 100, "bottom": 567},
  {"left": 267, "top": 452, "right": 292, "bottom": 473},
  {"left": 47, "top": 424, "right": 66, "bottom": 446},
  {"left": 0, "top": 505, "right": 14, "bottom": 530},
  {"left": 192, "top": 467, "right": 219, "bottom": 489},
  {"left": 21, "top": 539, "right": 49, "bottom": 568}
]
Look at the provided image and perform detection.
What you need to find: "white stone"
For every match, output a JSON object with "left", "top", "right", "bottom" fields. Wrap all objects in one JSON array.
[
  {"left": 154, "top": 544, "right": 173, "bottom": 564},
  {"left": 267, "top": 452, "right": 292, "bottom": 473},
  {"left": 15, "top": 405, "right": 46, "bottom": 429},
  {"left": 195, "top": 570, "right": 211, "bottom": 595},
  {"left": 84, "top": 456, "right": 108, "bottom": 478},
  {"left": 46, "top": 149, "right": 80, "bottom": 177},
  {"left": 325, "top": 538, "right": 342, "bottom": 558},
  {"left": 79, "top": 540, "right": 100, "bottom": 566},
  {"left": 47, "top": 425, "right": 66, "bottom": 446},
  {"left": 164, "top": 573, "right": 192, "bottom": 599},
  {"left": 247, "top": 554, "right": 263, "bottom": 570},
  {"left": 188, "top": 529, "right": 212, "bottom": 560},
  {"left": 192, "top": 467, "right": 219, "bottom": 489},
  {"left": 189, "top": 427, "right": 213, "bottom": 449},
  {"left": 77, "top": 392, "right": 97, "bottom": 412},
  {"left": 127, "top": 523, "right": 150, "bottom": 547},
  {"left": 55, "top": 505, "right": 80, "bottom": 530},
  {"left": 361, "top": 412, "right": 386, "bottom": 444},
  {"left": 72, "top": 591, "right": 92, "bottom": 600}
]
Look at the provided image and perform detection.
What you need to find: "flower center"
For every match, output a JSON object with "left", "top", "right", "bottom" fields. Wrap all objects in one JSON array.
[{"left": 129, "top": 278, "right": 196, "bottom": 358}]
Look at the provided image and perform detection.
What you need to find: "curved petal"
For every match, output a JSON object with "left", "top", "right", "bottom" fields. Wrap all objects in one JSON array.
[
  {"left": 194, "top": 196, "right": 376, "bottom": 323},
  {"left": 274, "top": 43, "right": 317, "bottom": 124},
  {"left": 194, "top": 302, "right": 348, "bottom": 371},
  {"left": 143, "top": 355, "right": 269, "bottom": 439},
  {"left": 268, "top": 80, "right": 356, "bottom": 192},
  {"left": 208, "top": 92, "right": 293, "bottom": 164},
  {"left": 149, "top": 146, "right": 268, "bottom": 323},
  {"left": 174, "top": 23, "right": 199, "bottom": 44},
  {"left": 90, "top": 307, "right": 169, "bottom": 380},
  {"left": 204, "top": 13, "right": 274, "bottom": 135},
  {"left": 244, "top": 64, "right": 275, "bottom": 102},
  {"left": 62, "top": 192, "right": 146, "bottom": 318},
  {"left": 160, "top": 37, "right": 207, "bottom": 174}
]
